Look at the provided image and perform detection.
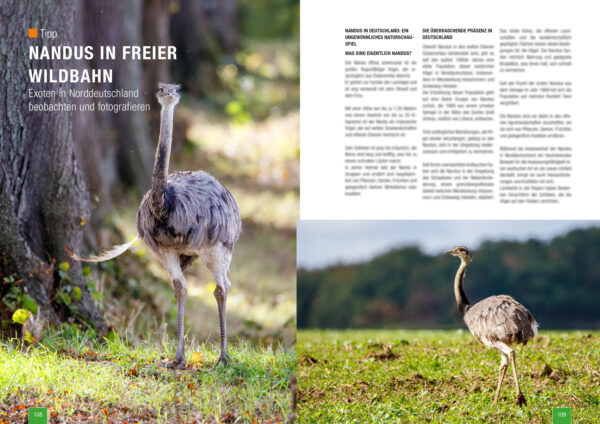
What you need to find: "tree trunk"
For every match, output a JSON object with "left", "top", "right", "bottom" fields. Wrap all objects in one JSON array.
[
  {"left": 170, "top": 0, "right": 239, "bottom": 95},
  {"left": 0, "top": 0, "right": 107, "bottom": 334},
  {"left": 143, "top": 0, "right": 172, "bottom": 132},
  {"left": 73, "top": 0, "right": 154, "bottom": 203}
]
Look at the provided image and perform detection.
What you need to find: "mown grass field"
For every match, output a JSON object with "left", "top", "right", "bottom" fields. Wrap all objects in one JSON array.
[
  {"left": 0, "top": 329, "right": 295, "bottom": 423},
  {"left": 297, "top": 330, "right": 600, "bottom": 423}
]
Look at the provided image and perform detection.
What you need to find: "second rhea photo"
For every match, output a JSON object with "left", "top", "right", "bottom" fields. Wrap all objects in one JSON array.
[{"left": 297, "top": 220, "right": 600, "bottom": 423}]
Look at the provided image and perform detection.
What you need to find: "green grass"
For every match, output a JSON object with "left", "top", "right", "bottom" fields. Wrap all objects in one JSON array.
[
  {"left": 297, "top": 330, "right": 600, "bottom": 423},
  {"left": 0, "top": 329, "right": 295, "bottom": 423}
]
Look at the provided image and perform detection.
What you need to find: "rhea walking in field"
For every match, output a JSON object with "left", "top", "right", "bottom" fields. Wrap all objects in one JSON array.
[
  {"left": 70, "top": 83, "right": 242, "bottom": 368},
  {"left": 446, "top": 246, "right": 538, "bottom": 406}
]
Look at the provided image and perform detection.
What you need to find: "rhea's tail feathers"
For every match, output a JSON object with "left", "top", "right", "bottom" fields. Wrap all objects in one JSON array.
[
  {"left": 66, "top": 236, "right": 138, "bottom": 262},
  {"left": 532, "top": 319, "right": 539, "bottom": 337}
]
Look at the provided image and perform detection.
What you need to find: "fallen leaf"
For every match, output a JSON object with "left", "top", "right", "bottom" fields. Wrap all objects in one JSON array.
[{"left": 189, "top": 352, "right": 203, "bottom": 364}]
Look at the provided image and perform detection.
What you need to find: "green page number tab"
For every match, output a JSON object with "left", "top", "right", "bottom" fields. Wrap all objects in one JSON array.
[
  {"left": 28, "top": 407, "right": 47, "bottom": 424},
  {"left": 553, "top": 407, "right": 571, "bottom": 424}
]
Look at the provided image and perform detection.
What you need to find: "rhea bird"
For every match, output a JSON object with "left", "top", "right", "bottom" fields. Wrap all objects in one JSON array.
[
  {"left": 446, "top": 246, "right": 538, "bottom": 406},
  {"left": 70, "top": 83, "right": 241, "bottom": 368}
]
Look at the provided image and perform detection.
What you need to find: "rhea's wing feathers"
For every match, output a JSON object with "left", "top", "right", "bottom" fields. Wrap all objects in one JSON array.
[
  {"left": 165, "top": 172, "right": 241, "bottom": 250},
  {"left": 66, "top": 236, "right": 138, "bottom": 262},
  {"left": 465, "top": 295, "right": 538, "bottom": 344}
]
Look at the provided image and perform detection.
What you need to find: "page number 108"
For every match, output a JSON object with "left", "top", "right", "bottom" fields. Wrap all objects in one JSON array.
[{"left": 28, "top": 407, "right": 47, "bottom": 424}]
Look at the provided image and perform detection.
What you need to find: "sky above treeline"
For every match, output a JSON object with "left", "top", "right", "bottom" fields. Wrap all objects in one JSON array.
[{"left": 297, "top": 220, "right": 600, "bottom": 269}]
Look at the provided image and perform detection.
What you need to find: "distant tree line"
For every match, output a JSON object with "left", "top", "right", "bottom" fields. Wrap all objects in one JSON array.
[{"left": 298, "top": 228, "right": 600, "bottom": 330}]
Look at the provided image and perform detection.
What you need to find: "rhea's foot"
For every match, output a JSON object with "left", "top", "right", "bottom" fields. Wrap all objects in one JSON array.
[
  {"left": 215, "top": 351, "right": 232, "bottom": 367},
  {"left": 166, "top": 356, "right": 186, "bottom": 369},
  {"left": 515, "top": 392, "right": 527, "bottom": 407}
]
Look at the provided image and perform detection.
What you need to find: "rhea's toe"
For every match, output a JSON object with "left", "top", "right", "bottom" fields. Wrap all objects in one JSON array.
[
  {"left": 215, "top": 357, "right": 229, "bottom": 367},
  {"left": 166, "top": 357, "right": 186, "bottom": 369},
  {"left": 215, "top": 352, "right": 232, "bottom": 367},
  {"left": 515, "top": 392, "right": 527, "bottom": 407}
]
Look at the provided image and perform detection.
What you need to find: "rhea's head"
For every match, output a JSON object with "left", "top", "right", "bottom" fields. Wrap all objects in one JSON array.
[
  {"left": 446, "top": 246, "right": 472, "bottom": 264},
  {"left": 157, "top": 83, "right": 181, "bottom": 106}
]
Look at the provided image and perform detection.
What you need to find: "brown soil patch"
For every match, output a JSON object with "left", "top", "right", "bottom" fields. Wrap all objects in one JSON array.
[
  {"left": 298, "top": 386, "right": 325, "bottom": 402},
  {"left": 541, "top": 363, "right": 553, "bottom": 376},
  {"left": 362, "top": 344, "right": 398, "bottom": 361},
  {"left": 297, "top": 354, "right": 319, "bottom": 366}
]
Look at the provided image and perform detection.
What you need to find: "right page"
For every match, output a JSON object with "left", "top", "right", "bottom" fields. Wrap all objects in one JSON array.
[{"left": 297, "top": 1, "right": 599, "bottom": 422}]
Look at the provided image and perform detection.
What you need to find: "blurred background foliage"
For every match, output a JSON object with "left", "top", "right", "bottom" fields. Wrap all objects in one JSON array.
[
  {"left": 14, "top": 0, "right": 301, "bottom": 348},
  {"left": 298, "top": 228, "right": 600, "bottom": 330},
  {"left": 238, "top": 0, "right": 299, "bottom": 39},
  {"left": 117, "top": 0, "right": 297, "bottom": 348}
]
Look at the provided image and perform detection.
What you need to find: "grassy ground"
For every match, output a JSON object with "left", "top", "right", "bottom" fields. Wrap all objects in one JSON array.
[
  {"left": 0, "top": 329, "right": 295, "bottom": 423},
  {"left": 297, "top": 330, "right": 600, "bottom": 423}
]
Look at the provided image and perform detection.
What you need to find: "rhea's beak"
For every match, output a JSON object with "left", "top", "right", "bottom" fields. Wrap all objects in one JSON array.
[{"left": 445, "top": 250, "right": 454, "bottom": 255}]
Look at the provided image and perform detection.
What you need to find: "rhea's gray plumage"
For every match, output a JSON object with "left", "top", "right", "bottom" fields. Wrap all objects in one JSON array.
[
  {"left": 446, "top": 246, "right": 538, "bottom": 407},
  {"left": 137, "top": 171, "right": 241, "bottom": 255},
  {"left": 464, "top": 295, "right": 537, "bottom": 347},
  {"left": 70, "top": 82, "right": 241, "bottom": 369}
]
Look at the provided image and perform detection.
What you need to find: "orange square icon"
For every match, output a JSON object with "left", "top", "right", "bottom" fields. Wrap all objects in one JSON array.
[{"left": 28, "top": 28, "right": 37, "bottom": 38}]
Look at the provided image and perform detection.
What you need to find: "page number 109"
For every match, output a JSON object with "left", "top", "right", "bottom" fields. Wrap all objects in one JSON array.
[{"left": 553, "top": 407, "right": 571, "bottom": 424}]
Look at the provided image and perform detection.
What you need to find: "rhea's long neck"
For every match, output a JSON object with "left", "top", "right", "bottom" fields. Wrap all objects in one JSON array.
[
  {"left": 150, "top": 104, "right": 175, "bottom": 214},
  {"left": 454, "top": 260, "right": 471, "bottom": 316}
]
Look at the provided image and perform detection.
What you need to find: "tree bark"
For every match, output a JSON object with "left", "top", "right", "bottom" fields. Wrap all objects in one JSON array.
[
  {"left": 170, "top": 0, "right": 238, "bottom": 95},
  {"left": 73, "top": 0, "right": 154, "bottom": 198},
  {"left": 142, "top": 0, "right": 173, "bottom": 147},
  {"left": 0, "top": 0, "right": 107, "bottom": 334}
]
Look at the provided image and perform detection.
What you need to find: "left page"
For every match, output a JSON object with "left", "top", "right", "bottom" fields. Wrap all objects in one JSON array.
[{"left": 0, "top": 2, "right": 297, "bottom": 422}]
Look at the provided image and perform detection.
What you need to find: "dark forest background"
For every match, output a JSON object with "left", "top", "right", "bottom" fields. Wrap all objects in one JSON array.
[{"left": 298, "top": 227, "right": 600, "bottom": 330}]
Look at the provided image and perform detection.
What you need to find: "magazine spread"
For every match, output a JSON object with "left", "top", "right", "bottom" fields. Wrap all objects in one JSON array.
[{"left": 0, "top": 0, "right": 598, "bottom": 423}]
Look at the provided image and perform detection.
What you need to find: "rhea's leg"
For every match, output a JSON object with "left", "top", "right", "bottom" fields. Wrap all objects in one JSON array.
[
  {"left": 493, "top": 353, "right": 509, "bottom": 405},
  {"left": 205, "top": 243, "right": 233, "bottom": 366},
  {"left": 510, "top": 350, "right": 526, "bottom": 406},
  {"left": 166, "top": 278, "right": 187, "bottom": 368},
  {"left": 214, "top": 284, "right": 231, "bottom": 365},
  {"left": 162, "top": 254, "right": 187, "bottom": 369}
]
